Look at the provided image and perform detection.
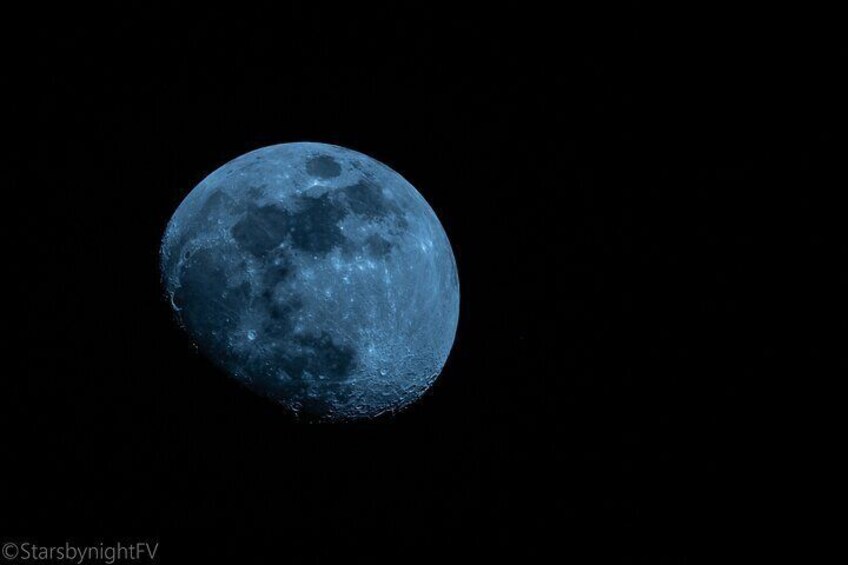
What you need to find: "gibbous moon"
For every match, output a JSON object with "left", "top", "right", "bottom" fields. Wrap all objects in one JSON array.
[{"left": 160, "top": 143, "right": 459, "bottom": 421}]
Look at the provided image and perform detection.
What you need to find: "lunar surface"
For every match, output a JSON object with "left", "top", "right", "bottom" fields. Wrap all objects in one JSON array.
[{"left": 160, "top": 143, "right": 459, "bottom": 421}]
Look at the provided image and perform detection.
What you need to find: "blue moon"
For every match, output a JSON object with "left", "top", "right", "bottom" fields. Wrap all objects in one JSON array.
[{"left": 160, "top": 143, "right": 459, "bottom": 421}]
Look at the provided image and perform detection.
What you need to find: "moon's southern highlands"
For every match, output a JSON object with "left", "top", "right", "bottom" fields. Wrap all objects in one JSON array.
[{"left": 160, "top": 143, "right": 459, "bottom": 421}]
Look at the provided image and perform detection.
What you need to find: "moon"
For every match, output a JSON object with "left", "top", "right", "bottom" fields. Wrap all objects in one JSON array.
[{"left": 160, "top": 143, "right": 459, "bottom": 421}]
